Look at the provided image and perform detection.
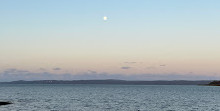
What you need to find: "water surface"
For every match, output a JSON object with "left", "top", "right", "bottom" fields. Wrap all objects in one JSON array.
[{"left": 0, "top": 84, "right": 220, "bottom": 111}]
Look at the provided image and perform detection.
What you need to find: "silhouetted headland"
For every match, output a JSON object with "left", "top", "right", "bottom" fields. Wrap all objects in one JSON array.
[
  {"left": 0, "top": 80, "right": 212, "bottom": 85},
  {"left": 206, "top": 81, "right": 220, "bottom": 86},
  {"left": 0, "top": 102, "right": 12, "bottom": 106}
]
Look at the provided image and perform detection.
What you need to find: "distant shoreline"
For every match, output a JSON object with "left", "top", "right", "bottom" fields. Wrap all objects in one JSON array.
[
  {"left": 0, "top": 80, "right": 213, "bottom": 85},
  {"left": 205, "top": 81, "right": 220, "bottom": 86}
]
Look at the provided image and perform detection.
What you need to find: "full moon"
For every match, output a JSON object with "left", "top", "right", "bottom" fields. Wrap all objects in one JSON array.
[{"left": 103, "top": 16, "right": 108, "bottom": 21}]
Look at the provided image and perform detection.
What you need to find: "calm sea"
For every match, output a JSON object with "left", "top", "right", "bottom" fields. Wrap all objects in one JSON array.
[{"left": 0, "top": 84, "right": 220, "bottom": 111}]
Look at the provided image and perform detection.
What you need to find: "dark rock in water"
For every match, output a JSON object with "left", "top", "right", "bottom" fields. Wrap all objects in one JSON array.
[
  {"left": 207, "top": 81, "right": 220, "bottom": 86},
  {"left": 0, "top": 102, "right": 12, "bottom": 106}
]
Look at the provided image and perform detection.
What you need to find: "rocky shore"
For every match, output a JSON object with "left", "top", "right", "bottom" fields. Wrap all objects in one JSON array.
[
  {"left": 207, "top": 81, "right": 220, "bottom": 86},
  {"left": 0, "top": 102, "right": 12, "bottom": 106}
]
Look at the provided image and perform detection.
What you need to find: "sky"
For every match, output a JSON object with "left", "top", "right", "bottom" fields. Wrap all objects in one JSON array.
[{"left": 0, "top": 0, "right": 220, "bottom": 81}]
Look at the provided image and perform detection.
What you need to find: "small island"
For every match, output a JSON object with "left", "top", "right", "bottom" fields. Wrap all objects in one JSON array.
[
  {"left": 0, "top": 102, "right": 12, "bottom": 106},
  {"left": 207, "top": 81, "right": 220, "bottom": 86}
]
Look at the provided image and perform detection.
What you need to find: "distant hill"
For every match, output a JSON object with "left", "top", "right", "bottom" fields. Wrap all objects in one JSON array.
[{"left": 0, "top": 80, "right": 213, "bottom": 85}]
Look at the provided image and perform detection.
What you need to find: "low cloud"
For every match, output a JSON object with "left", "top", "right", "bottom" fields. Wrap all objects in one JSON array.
[
  {"left": 39, "top": 68, "right": 47, "bottom": 71},
  {"left": 3, "top": 68, "right": 30, "bottom": 74},
  {"left": 87, "top": 70, "right": 97, "bottom": 74},
  {"left": 124, "top": 62, "right": 137, "bottom": 64},
  {"left": 160, "top": 64, "right": 166, "bottom": 67},
  {"left": 53, "top": 68, "right": 61, "bottom": 71},
  {"left": 146, "top": 66, "right": 156, "bottom": 69},
  {"left": 121, "top": 66, "right": 131, "bottom": 69}
]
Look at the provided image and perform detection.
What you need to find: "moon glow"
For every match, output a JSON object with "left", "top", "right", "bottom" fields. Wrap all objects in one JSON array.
[{"left": 103, "top": 16, "right": 108, "bottom": 21}]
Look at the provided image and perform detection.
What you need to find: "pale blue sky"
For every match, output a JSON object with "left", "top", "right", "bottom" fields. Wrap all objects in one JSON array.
[{"left": 0, "top": 0, "right": 220, "bottom": 80}]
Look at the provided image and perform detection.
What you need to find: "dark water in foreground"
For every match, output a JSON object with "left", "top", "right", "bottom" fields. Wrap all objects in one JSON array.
[{"left": 0, "top": 84, "right": 220, "bottom": 111}]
